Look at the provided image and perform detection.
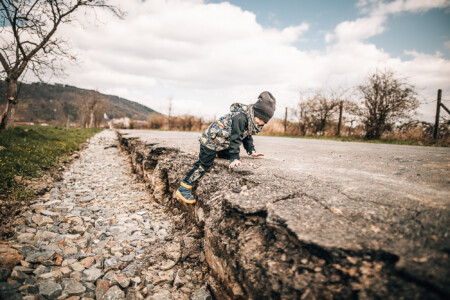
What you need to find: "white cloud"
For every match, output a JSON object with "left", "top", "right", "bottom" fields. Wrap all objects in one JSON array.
[
  {"left": 34, "top": 0, "right": 450, "bottom": 122},
  {"left": 444, "top": 40, "right": 450, "bottom": 50},
  {"left": 329, "top": 0, "right": 450, "bottom": 44},
  {"left": 325, "top": 15, "right": 386, "bottom": 43},
  {"left": 357, "top": 0, "right": 450, "bottom": 15}
]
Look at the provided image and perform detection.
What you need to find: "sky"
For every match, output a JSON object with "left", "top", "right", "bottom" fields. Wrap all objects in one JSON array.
[{"left": 46, "top": 0, "right": 450, "bottom": 121}]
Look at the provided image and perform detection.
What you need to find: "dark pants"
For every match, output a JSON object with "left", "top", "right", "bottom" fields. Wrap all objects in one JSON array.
[{"left": 183, "top": 145, "right": 230, "bottom": 184}]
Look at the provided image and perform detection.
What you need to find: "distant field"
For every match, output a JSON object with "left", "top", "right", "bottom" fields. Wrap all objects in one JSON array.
[{"left": 0, "top": 125, "right": 102, "bottom": 202}]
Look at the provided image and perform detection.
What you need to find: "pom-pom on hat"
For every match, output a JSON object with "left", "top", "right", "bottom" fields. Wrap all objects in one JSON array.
[{"left": 253, "top": 91, "right": 276, "bottom": 123}]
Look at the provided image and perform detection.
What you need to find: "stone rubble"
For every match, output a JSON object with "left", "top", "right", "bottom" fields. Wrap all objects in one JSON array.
[{"left": 0, "top": 130, "right": 212, "bottom": 300}]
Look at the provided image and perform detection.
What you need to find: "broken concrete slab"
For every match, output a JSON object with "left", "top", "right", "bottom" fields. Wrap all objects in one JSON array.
[{"left": 119, "top": 130, "right": 450, "bottom": 299}]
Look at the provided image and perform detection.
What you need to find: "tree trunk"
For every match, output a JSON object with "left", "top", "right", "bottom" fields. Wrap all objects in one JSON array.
[
  {"left": 336, "top": 101, "right": 343, "bottom": 136},
  {"left": 284, "top": 107, "right": 288, "bottom": 134},
  {"left": 89, "top": 110, "right": 95, "bottom": 128},
  {"left": 66, "top": 115, "right": 70, "bottom": 131},
  {"left": 0, "top": 79, "right": 19, "bottom": 130}
]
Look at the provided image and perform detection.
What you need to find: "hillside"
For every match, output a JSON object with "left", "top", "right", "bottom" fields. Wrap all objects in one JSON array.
[{"left": 0, "top": 81, "right": 158, "bottom": 125}]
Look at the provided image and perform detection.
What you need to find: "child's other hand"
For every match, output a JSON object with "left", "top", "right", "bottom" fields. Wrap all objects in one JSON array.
[
  {"left": 229, "top": 160, "right": 241, "bottom": 169},
  {"left": 251, "top": 153, "right": 264, "bottom": 157}
]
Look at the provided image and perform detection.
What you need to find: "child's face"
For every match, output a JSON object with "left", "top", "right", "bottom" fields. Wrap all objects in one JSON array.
[{"left": 254, "top": 117, "right": 266, "bottom": 126}]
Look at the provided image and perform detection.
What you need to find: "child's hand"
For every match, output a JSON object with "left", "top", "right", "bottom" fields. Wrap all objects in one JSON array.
[
  {"left": 229, "top": 160, "right": 241, "bottom": 169},
  {"left": 251, "top": 153, "right": 264, "bottom": 157}
]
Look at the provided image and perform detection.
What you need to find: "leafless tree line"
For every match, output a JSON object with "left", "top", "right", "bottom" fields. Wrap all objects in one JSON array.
[
  {"left": 145, "top": 113, "right": 207, "bottom": 132},
  {"left": 143, "top": 69, "right": 447, "bottom": 142},
  {"left": 284, "top": 69, "right": 425, "bottom": 140}
]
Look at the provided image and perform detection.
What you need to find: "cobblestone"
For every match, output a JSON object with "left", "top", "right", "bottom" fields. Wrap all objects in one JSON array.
[{"left": 1, "top": 131, "right": 209, "bottom": 299}]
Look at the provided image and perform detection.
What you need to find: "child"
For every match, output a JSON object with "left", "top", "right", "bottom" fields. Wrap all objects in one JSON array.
[{"left": 176, "top": 91, "right": 276, "bottom": 204}]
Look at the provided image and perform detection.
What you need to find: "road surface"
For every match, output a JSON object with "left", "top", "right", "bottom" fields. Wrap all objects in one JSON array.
[{"left": 120, "top": 130, "right": 450, "bottom": 298}]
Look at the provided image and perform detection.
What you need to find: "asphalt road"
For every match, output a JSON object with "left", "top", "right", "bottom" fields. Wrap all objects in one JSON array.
[
  {"left": 119, "top": 130, "right": 450, "bottom": 294},
  {"left": 121, "top": 130, "right": 449, "bottom": 207}
]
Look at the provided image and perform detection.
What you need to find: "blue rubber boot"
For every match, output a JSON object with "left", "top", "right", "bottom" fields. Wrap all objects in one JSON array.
[{"left": 175, "top": 181, "right": 196, "bottom": 204}]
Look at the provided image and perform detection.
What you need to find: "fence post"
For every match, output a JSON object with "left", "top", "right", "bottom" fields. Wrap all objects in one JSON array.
[
  {"left": 284, "top": 107, "right": 288, "bottom": 134},
  {"left": 433, "top": 89, "right": 442, "bottom": 139},
  {"left": 337, "top": 101, "right": 343, "bottom": 136}
]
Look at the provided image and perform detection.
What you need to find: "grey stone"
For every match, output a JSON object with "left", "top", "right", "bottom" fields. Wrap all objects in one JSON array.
[
  {"left": 63, "top": 252, "right": 91, "bottom": 260},
  {"left": 0, "top": 268, "right": 10, "bottom": 282},
  {"left": 34, "top": 231, "right": 58, "bottom": 242},
  {"left": 0, "top": 282, "right": 21, "bottom": 299},
  {"left": 122, "top": 263, "right": 141, "bottom": 277},
  {"left": 11, "top": 269, "right": 29, "bottom": 282},
  {"left": 18, "top": 284, "right": 39, "bottom": 294},
  {"left": 17, "top": 233, "right": 35, "bottom": 244},
  {"left": 191, "top": 288, "right": 212, "bottom": 300},
  {"left": 20, "top": 246, "right": 37, "bottom": 257},
  {"left": 38, "top": 281, "right": 62, "bottom": 299},
  {"left": 103, "top": 271, "right": 119, "bottom": 286},
  {"left": 82, "top": 267, "right": 103, "bottom": 282},
  {"left": 173, "top": 270, "right": 183, "bottom": 288},
  {"left": 23, "top": 278, "right": 37, "bottom": 285},
  {"left": 61, "top": 278, "right": 86, "bottom": 296},
  {"left": 120, "top": 254, "right": 135, "bottom": 262},
  {"left": 126, "top": 288, "right": 144, "bottom": 300},
  {"left": 37, "top": 270, "right": 62, "bottom": 281},
  {"left": 13, "top": 266, "right": 34, "bottom": 274},
  {"left": 83, "top": 282, "right": 96, "bottom": 293},
  {"left": 70, "top": 262, "right": 85, "bottom": 272},
  {"left": 131, "top": 276, "right": 141, "bottom": 285},
  {"left": 152, "top": 271, "right": 174, "bottom": 286},
  {"left": 104, "top": 256, "right": 120, "bottom": 268},
  {"left": 33, "top": 265, "right": 49, "bottom": 276},
  {"left": 41, "top": 242, "right": 62, "bottom": 254},
  {"left": 40, "top": 210, "right": 59, "bottom": 217},
  {"left": 102, "top": 285, "right": 125, "bottom": 300},
  {"left": 25, "top": 250, "right": 55, "bottom": 263},
  {"left": 149, "top": 289, "right": 172, "bottom": 300},
  {"left": 78, "top": 196, "right": 94, "bottom": 203},
  {"left": 61, "top": 258, "right": 78, "bottom": 267},
  {"left": 70, "top": 271, "right": 83, "bottom": 281},
  {"left": 31, "top": 215, "right": 53, "bottom": 226}
]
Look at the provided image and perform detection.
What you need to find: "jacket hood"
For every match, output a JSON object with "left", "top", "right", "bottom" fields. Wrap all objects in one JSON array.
[{"left": 229, "top": 103, "right": 250, "bottom": 114}]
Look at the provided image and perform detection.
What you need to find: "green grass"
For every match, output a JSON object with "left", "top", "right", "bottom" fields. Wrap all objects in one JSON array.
[
  {"left": 259, "top": 133, "right": 449, "bottom": 147},
  {"left": 0, "top": 125, "right": 102, "bottom": 201}
]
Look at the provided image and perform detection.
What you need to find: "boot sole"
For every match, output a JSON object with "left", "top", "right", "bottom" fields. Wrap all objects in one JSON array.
[{"left": 175, "top": 190, "right": 196, "bottom": 204}]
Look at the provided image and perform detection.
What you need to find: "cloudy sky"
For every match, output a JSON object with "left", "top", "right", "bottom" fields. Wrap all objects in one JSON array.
[{"left": 53, "top": 0, "right": 450, "bottom": 121}]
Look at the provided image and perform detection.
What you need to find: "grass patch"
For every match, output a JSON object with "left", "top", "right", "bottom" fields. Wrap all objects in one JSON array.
[
  {"left": 259, "top": 133, "right": 449, "bottom": 147},
  {"left": 0, "top": 125, "right": 102, "bottom": 202}
]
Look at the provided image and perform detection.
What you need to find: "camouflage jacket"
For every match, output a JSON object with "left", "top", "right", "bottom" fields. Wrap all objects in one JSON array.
[{"left": 199, "top": 103, "right": 256, "bottom": 159}]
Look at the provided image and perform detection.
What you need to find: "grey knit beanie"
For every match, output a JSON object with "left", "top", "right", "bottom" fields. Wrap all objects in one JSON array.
[{"left": 253, "top": 91, "right": 276, "bottom": 123}]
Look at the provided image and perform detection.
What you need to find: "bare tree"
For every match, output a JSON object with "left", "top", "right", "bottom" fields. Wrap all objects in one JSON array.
[
  {"left": 309, "top": 91, "right": 339, "bottom": 135},
  {"left": 0, "top": 0, "right": 122, "bottom": 130},
  {"left": 358, "top": 69, "right": 419, "bottom": 139},
  {"left": 147, "top": 113, "right": 165, "bottom": 129},
  {"left": 79, "top": 92, "right": 106, "bottom": 128},
  {"left": 197, "top": 117, "right": 203, "bottom": 131},
  {"left": 293, "top": 100, "right": 313, "bottom": 136},
  {"left": 93, "top": 97, "right": 107, "bottom": 128},
  {"left": 341, "top": 100, "right": 361, "bottom": 136}
]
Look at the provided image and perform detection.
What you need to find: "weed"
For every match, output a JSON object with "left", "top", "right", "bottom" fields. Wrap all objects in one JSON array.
[{"left": 0, "top": 125, "right": 102, "bottom": 202}]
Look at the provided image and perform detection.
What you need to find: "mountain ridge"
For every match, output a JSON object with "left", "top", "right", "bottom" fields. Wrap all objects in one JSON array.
[{"left": 0, "top": 81, "right": 158, "bottom": 125}]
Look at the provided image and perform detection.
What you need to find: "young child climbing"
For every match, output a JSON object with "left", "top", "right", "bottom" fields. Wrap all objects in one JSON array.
[{"left": 176, "top": 91, "right": 276, "bottom": 204}]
